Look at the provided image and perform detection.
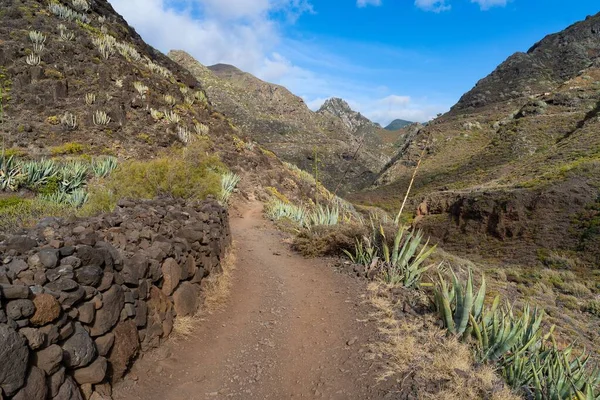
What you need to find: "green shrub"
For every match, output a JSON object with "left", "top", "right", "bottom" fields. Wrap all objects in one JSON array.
[
  {"left": 584, "top": 299, "right": 600, "bottom": 317},
  {"left": 0, "top": 197, "right": 72, "bottom": 233},
  {"left": 51, "top": 142, "right": 85, "bottom": 156},
  {"left": 85, "top": 140, "right": 222, "bottom": 211}
]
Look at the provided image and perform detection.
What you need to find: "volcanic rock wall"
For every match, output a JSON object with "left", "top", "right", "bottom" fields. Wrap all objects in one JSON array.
[{"left": 0, "top": 198, "right": 231, "bottom": 400}]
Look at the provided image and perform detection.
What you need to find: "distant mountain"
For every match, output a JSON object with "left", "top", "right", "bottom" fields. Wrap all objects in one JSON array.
[
  {"left": 169, "top": 52, "right": 392, "bottom": 192},
  {"left": 351, "top": 12, "right": 600, "bottom": 265},
  {"left": 384, "top": 119, "right": 413, "bottom": 131}
]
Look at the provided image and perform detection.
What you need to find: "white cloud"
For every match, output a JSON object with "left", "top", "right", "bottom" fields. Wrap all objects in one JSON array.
[
  {"left": 356, "top": 0, "right": 382, "bottom": 7},
  {"left": 414, "top": 0, "right": 451, "bottom": 12},
  {"left": 471, "top": 0, "right": 508, "bottom": 10}
]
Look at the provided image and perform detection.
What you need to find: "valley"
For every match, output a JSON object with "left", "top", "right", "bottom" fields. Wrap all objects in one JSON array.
[{"left": 0, "top": 1, "right": 599, "bottom": 399}]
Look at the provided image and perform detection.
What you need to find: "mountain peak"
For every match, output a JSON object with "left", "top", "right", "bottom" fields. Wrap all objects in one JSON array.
[
  {"left": 317, "top": 97, "right": 377, "bottom": 133},
  {"left": 384, "top": 119, "right": 414, "bottom": 131}
]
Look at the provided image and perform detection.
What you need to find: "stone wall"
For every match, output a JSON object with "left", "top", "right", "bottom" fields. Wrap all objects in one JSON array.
[{"left": 0, "top": 198, "right": 231, "bottom": 400}]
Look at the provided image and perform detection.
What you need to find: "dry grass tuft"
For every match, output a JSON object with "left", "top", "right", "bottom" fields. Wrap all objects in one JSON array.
[
  {"left": 202, "top": 244, "right": 237, "bottom": 312},
  {"left": 367, "top": 282, "right": 520, "bottom": 400},
  {"left": 172, "top": 244, "right": 237, "bottom": 338},
  {"left": 173, "top": 316, "right": 196, "bottom": 337}
]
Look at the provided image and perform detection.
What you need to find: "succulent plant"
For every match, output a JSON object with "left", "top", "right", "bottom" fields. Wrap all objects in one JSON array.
[{"left": 219, "top": 172, "right": 241, "bottom": 204}]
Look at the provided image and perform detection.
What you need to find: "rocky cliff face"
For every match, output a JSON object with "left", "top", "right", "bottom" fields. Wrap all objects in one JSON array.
[
  {"left": 454, "top": 12, "right": 600, "bottom": 111},
  {"left": 169, "top": 51, "right": 392, "bottom": 193},
  {"left": 317, "top": 98, "right": 378, "bottom": 134},
  {"left": 352, "top": 14, "right": 600, "bottom": 265}
]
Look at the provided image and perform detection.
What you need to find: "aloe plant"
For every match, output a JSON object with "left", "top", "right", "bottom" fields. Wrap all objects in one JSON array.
[
  {"left": 266, "top": 199, "right": 309, "bottom": 226},
  {"left": 21, "top": 159, "right": 58, "bottom": 188},
  {"left": 434, "top": 268, "right": 488, "bottom": 337},
  {"left": 91, "top": 157, "right": 117, "bottom": 178},
  {"left": 343, "top": 237, "right": 377, "bottom": 267},
  {"left": 219, "top": 172, "right": 240, "bottom": 204},
  {"left": 309, "top": 204, "right": 340, "bottom": 227},
  {"left": 380, "top": 226, "right": 436, "bottom": 287},
  {"left": 59, "top": 161, "right": 88, "bottom": 193},
  {"left": 0, "top": 155, "right": 21, "bottom": 191}
]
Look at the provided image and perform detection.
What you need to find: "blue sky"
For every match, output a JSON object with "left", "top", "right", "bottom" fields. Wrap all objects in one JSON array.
[{"left": 110, "top": 0, "right": 600, "bottom": 124}]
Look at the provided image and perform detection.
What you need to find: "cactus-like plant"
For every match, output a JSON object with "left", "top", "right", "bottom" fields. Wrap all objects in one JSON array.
[
  {"left": 150, "top": 108, "right": 163, "bottom": 121},
  {"left": 163, "top": 94, "right": 177, "bottom": 107},
  {"left": 194, "top": 122, "right": 209, "bottom": 136},
  {"left": 72, "top": 0, "right": 89, "bottom": 12},
  {"left": 309, "top": 204, "right": 340, "bottom": 227},
  {"left": 133, "top": 81, "right": 149, "bottom": 97},
  {"left": 29, "top": 31, "right": 46, "bottom": 53},
  {"left": 164, "top": 110, "right": 180, "bottom": 124},
  {"left": 93, "top": 110, "right": 111, "bottom": 126},
  {"left": 85, "top": 93, "right": 96, "bottom": 105},
  {"left": 434, "top": 268, "right": 488, "bottom": 337},
  {"left": 265, "top": 199, "right": 309, "bottom": 226},
  {"left": 0, "top": 155, "right": 21, "bottom": 191},
  {"left": 379, "top": 227, "right": 436, "bottom": 287},
  {"left": 219, "top": 172, "right": 241, "bottom": 204},
  {"left": 26, "top": 54, "right": 41, "bottom": 66},
  {"left": 48, "top": 3, "right": 89, "bottom": 23},
  {"left": 91, "top": 157, "right": 118, "bottom": 178},
  {"left": 21, "top": 159, "right": 58, "bottom": 188},
  {"left": 176, "top": 126, "right": 192, "bottom": 144},
  {"left": 61, "top": 112, "right": 77, "bottom": 129}
]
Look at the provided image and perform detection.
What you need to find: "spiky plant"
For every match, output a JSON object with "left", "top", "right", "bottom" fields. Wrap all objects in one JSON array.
[
  {"left": 195, "top": 90, "right": 208, "bottom": 105},
  {"left": 71, "top": 0, "right": 89, "bottom": 12},
  {"left": 29, "top": 31, "right": 46, "bottom": 53},
  {"left": 164, "top": 110, "right": 180, "bottom": 124},
  {"left": 48, "top": 3, "right": 89, "bottom": 23},
  {"left": 21, "top": 159, "right": 58, "bottom": 188},
  {"left": 266, "top": 200, "right": 309, "bottom": 227},
  {"left": 176, "top": 126, "right": 192, "bottom": 144},
  {"left": 219, "top": 172, "right": 241, "bottom": 204},
  {"left": 61, "top": 112, "right": 77, "bottom": 129},
  {"left": 150, "top": 108, "right": 163, "bottom": 121},
  {"left": 26, "top": 54, "right": 41, "bottom": 66},
  {"left": 133, "top": 81, "right": 149, "bottom": 97},
  {"left": 59, "top": 161, "right": 88, "bottom": 193},
  {"left": 91, "top": 157, "right": 117, "bottom": 178},
  {"left": 59, "top": 29, "right": 75, "bottom": 41},
  {"left": 434, "top": 268, "right": 488, "bottom": 337},
  {"left": 85, "top": 93, "right": 96, "bottom": 105},
  {"left": 0, "top": 155, "right": 21, "bottom": 191},
  {"left": 163, "top": 94, "right": 177, "bottom": 107},
  {"left": 93, "top": 110, "right": 111, "bottom": 126},
  {"left": 343, "top": 237, "right": 377, "bottom": 267},
  {"left": 194, "top": 122, "right": 209, "bottom": 136},
  {"left": 309, "top": 204, "right": 340, "bottom": 227}
]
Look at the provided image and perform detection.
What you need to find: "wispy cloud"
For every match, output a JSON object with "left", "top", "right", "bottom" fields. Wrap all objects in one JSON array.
[
  {"left": 471, "top": 0, "right": 508, "bottom": 10},
  {"left": 357, "top": 0, "right": 382, "bottom": 7},
  {"left": 414, "top": 0, "right": 451, "bottom": 13}
]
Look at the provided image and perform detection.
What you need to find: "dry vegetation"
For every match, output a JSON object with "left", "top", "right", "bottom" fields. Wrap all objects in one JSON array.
[{"left": 368, "top": 282, "right": 519, "bottom": 400}]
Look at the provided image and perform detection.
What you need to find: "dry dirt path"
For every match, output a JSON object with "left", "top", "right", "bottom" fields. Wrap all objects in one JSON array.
[{"left": 113, "top": 202, "right": 390, "bottom": 400}]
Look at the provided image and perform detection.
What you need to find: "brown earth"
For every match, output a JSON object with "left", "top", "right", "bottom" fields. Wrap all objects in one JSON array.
[{"left": 112, "top": 202, "right": 391, "bottom": 400}]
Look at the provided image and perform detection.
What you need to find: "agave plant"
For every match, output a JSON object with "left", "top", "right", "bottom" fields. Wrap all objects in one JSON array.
[
  {"left": 194, "top": 122, "right": 209, "bottom": 136},
  {"left": 219, "top": 172, "right": 241, "bottom": 204},
  {"left": 343, "top": 237, "right": 377, "bottom": 267},
  {"left": 266, "top": 199, "right": 309, "bottom": 227},
  {"left": 21, "top": 159, "right": 58, "bottom": 188},
  {"left": 91, "top": 157, "right": 117, "bottom": 178},
  {"left": 59, "top": 161, "right": 89, "bottom": 193},
  {"left": 434, "top": 268, "right": 488, "bottom": 337},
  {"left": 308, "top": 204, "right": 340, "bottom": 227},
  {"left": 0, "top": 155, "right": 21, "bottom": 191},
  {"left": 93, "top": 110, "right": 111, "bottom": 126},
  {"left": 379, "top": 226, "right": 437, "bottom": 287},
  {"left": 164, "top": 110, "right": 180, "bottom": 124}
]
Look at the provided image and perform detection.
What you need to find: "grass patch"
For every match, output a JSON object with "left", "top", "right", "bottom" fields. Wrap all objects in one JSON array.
[
  {"left": 0, "top": 196, "right": 73, "bottom": 233},
  {"left": 50, "top": 142, "right": 85, "bottom": 155},
  {"left": 84, "top": 140, "right": 224, "bottom": 213}
]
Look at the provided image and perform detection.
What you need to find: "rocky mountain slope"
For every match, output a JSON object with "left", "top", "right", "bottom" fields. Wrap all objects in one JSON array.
[
  {"left": 0, "top": 0, "right": 319, "bottom": 206},
  {"left": 384, "top": 119, "right": 413, "bottom": 131},
  {"left": 351, "top": 12, "right": 600, "bottom": 265},
  {"left": 168, "top": 51, "right": 392, "bottom": 193}
]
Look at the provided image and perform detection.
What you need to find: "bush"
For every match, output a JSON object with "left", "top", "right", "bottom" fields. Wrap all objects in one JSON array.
[
  {"left": 84, "top": 140, "right": 223, "bottom": 213},
  {"left": 50, "top": 142, "right": 85, "bottom": 155},
  {"left": 293, "top": 223, "right": 368, "bottom": 257},
  {"left": 0, "top": 197, "right": 72, "bottom": 233}
]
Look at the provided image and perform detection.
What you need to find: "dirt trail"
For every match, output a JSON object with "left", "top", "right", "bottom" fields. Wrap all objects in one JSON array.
[{"left": 113, "top": 202, "right": 389, "bottom": 400}]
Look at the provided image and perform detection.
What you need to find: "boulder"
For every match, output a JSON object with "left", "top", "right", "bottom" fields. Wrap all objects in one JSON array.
[
  {"left": 19, "top": 327, "right": 44, "bottom": 350},
  {"left": 73, "top": 356, "right": 107, "bottom": 384},
  {"left": 12, "top": 366, "right": 47, "bottom": 400},
  {"left": 90, "top": 284, "right": 124, "bottom": 336},
  {"left": 5, "top": 236, "right": 38, "bottom": 254},
  {"left": 108, "top": 320, "right": 139, "bottom": 379},
  {"left": 6, "top": 299, "right": 36, "bottom": 320},
  {"left": 94, "top": 332, "right": 115, "bottom": 357},
  {"left": 161, "top": 258, "right": 181, "bottom": 296},
  {"left": 75, "top": 265, "right": 103, "bottom": 287},
  {"left": 0, "top": 324, "right": 29, "bottom": 396},
  {"left": 30, "top": 293, "right": 61, "bottom": 326},
  {"left": 77, "top": 301, "right": 96, "bottom": 324},
  {"left": 34, "top": 344, "right": 63, "bottom": 374},
  {"left": 53, "top": 376, "right": 83, "bottom": 400},
  {"left": 38, "top": 249, "right": 59, "bottom": 269},
  {"left": 173, "top": 282, "right": 200, "bottom": 317},
  {"left": 0, "top": 284, "right": 30, "bottom": 299},
  {"left": 62, "top": 323, "right": 96, "bottom": 368},
  {"left": 47, "top": 367, "right": 65, "bottom": 397}
]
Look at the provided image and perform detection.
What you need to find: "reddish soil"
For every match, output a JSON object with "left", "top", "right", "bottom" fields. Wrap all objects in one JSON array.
[{"left": 113, "top": 203, "right": 390, "bottom": 399}]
